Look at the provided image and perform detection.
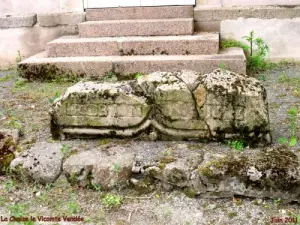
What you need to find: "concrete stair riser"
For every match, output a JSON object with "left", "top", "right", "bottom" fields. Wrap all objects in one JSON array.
[
  {"left": 46, "top": 33, "right": 220, "bottom": 57},
  {"left": 78, "top": 18, "right": 194, "bottom": 38},
  {"left": 86, "top": 6, "right": 193, "bottom": 21},
  {"left": 18, "top": 48, "right": 246, "bottom": 81}
]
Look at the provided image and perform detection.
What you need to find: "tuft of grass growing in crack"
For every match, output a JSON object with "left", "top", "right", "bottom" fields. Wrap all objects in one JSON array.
[{"left": 101, "top": 193, "right": 122, "bottom": 210}]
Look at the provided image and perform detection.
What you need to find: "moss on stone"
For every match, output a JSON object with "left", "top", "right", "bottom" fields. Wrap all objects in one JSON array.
[
  {"left": 0, "top": 134, "right": 16, "bottom": 175},
  {"left": 198, "top": 145, "right": 299, "bottom": 191}
]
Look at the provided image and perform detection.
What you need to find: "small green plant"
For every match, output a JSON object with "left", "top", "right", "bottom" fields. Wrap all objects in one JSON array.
[
  {"left": 4, "top": 179, "right": 16, "bottom": 192},
  {"left": 13, "top": 78, "right": 26, "bottom": 91},
  {"left": 67, "top": 200, "right": 81, "bottom": 214},
  {"left": 49, "top": 92, "right": 61, "bottom": 104},
  {"left": 221, "top": 31, "right": 269, "bottom": 73},
  {"left": 101, "top": 193, "right": 122, "bottom": 209},
  {"left": 60, "top": 144, "right": 70, "bottom": 157},
  {"left": 243, "top": 31, "right": 269, "bottom": 72},
  {"left": 273, "top": 198, "right": 282, "bottom": 205},
  {"left": 134, "top": 72, "right": 143, "bottom": 79},
  {"left": 16, "top": 50, "right": 23, "bottom": 63},
  {"left": 8, "top": 203, "right": 28, "bottom": 218},
  {"left": 278, "top": 107, "right": 298, "bottom": 147},
  {"left": 228, "top": 140, "right": 244, "bottom": 151},
  {"left": 86, "top": 183, "right": 101, "bottom": 191},
  {"left": 111, "top": 163, "right": 121, "bottom": 173}
]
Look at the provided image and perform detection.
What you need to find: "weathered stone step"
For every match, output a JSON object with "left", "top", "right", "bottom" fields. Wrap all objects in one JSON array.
[
  {"left": 79, "top": 18, "right": 194, "bottom": 38},
  {"left": 46, "top": 33, "right": 219, "bottom": 57},
  {"left": 86, "top": 6, "right": 193, "bottom": 21},
  {"left": 18, "top": 48, "right": 246, "bottom": 81}
]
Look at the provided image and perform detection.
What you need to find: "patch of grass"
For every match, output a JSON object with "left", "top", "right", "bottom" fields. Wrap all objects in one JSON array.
[
  {"left": 49, "top": 92, "right": 61, "bottom": 104},
  {"left": 60, "top": 144, "right": 70, "bottom": 157},
  {"left": 101, "top": 193, "right": 122, "bottom": 209},
  {"left": 220, "top": 39, "right": 248, "bottom": 50},
  {"left": 8, "top": 203, "right": 28, "bottom": 217},
  {"left": 277, "top": 74, "right": 300, "bottom": 98},
  {"left": 277, "top": 107, "right": 298, "bottom": 147},
  {"left": 11, "top": 81, "right": 72, "bottom": 101},
  {"left": 4, "top": 179, "right": 16, "bottom": 192},
  {"left": 228, "top": 140, "right": 244, "bottom": 151},
  {"left": 97, "top": 139, "right": 111, "bottom": 146},
  {"left": 67, "top": 200, "right": 81, "bottom": 214},
  {"left": 111, "top": 163, "right": 121, "bottom": 173}
]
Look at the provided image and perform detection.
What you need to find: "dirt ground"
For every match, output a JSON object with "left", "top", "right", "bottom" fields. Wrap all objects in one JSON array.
[{"left": 0, "top": 65, "right": 299, "bottom": 225}]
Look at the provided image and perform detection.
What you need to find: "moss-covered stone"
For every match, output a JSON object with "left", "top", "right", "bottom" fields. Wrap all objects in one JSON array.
[
  {"left": 198, "top": 145, "right": 299, "bottom": 191},
  {"left": 0, "top": 133, "right": 16, "bottom": 175}
]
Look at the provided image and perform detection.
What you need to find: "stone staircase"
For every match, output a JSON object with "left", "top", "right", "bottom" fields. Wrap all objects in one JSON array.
[{"left": 18, "top": 6, "right": 246, "bottom": 80}]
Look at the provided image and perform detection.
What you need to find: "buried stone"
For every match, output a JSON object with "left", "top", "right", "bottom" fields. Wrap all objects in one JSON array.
[{"left": 50, "top": 69, "right": 271, "bottom": 145}]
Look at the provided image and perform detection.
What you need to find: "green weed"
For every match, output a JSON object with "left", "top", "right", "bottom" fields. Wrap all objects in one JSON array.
[
  {"left": 243, "top": 31, "right": 269, "bottom": 72},
  {"left": 221, "top": 31, "right": 269, "bottom": 73},
  {"left": 49, "top": 92, "right": 61, "bottom": 104},
  {"left": 277, "top": 107, "right": 298, "bottom": 147},
  {"left": 228, "top": 140, "right": 244, "bottom": 151},
  {"left": 67, "top": 200, "right": 81, "bottom": 214},
  {"left": 101, "top": 193, "right": 122, "bottom": 209},
  {"left": 60, "top": 144, "right": 70, "bottom": 157}
]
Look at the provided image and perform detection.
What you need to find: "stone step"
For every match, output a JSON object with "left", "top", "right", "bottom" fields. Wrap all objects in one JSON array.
[
  {"left": 86, "top": 6, "right": 193, "bottom": 21},
  {"left": 18, "top": 48, "right": 246, "bottom": 81},
  {"left": 79, "top": 18, "right": 194, "bottom": 38},
  {"left": 46, "top": 33, "right": 219, "bottom": 57}
]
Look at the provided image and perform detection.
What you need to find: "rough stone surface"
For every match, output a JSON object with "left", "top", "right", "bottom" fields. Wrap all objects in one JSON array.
[
  {"left": 194, "top": 6, "right": 300, "bottom": 22},
  {"left": 86, "top": 6, "right": 193, "bottom": 21},
  {"left": 0, "top": 13, "right": 37, "bottom": 28},
  {"left": 46, "top": 33, "right": 219, "bottom": 57},
  {"left": 18, "top": 48, "right": 246, "bottom": 80},
  {"left": 37, "top": 12, "right": 85, "bottom": 27},
  {"left": 79, "top": 18, "right": 194, "bottom": 38},
  {"left": 63, "top": 147, "right": 134, "bottom": 190},
  {"left": 10, "top": 142, "right": 63, "bottom": 184},
  {"left": 194, "top": 145, "right": 300, "bottom": 201},
  {"left": 0, "top": 130, "right": 18, "bottom": 175},
  {"left": 51, "top": 69, "right": 270, "bottom": 145}
]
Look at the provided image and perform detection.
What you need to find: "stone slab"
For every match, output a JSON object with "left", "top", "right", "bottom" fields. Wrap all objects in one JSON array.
[
  {"left": 46, "top": 33, "right": 219, "bottom": 57},
  {"left": 37, "top": 12, "right": 86, "bottom": 27},
  {"left": 194, "top": 6, "right": 300, "bottom": 22},
  {"left": 194, "top": 21, "right": 221, "bottom": 32},
  {"left": 50, "top": 69, "right": 270, "bottom": 146},
  {"left": 18, "top": 48, "right": 246, "bottom": 81},
  {"left": 79, "top": 18, "right": 194, "bottom": 38},
  {"left": 0, "top": 13, "right": 37, "bottom": 28},
  {"left": 86, "top": 6, "right": 193, "bottom": 21}
]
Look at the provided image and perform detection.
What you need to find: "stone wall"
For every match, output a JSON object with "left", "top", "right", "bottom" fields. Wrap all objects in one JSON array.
[
  {"left": 0, "top": 12, "right": 85, "bottom": 68},
  {"left": 0, "top": 0, "right": 83, "bottom": 14},
  {"left": 196, "top": 0, "right": 300, "bottom": 7}
]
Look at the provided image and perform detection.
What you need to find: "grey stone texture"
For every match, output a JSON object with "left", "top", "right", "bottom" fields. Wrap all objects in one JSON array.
[
  {"left": 86, "top": 6, "right": 193, "bottom": 21},
  {"left": 18, "top": 48, "right": 246, "bottom": 81},
  {"left": 46, "top": 33, "right": 219, "bottom": 57},
  {"left": 137, "top": 144, "right": 300, "bottom": 202},
  {"left": 50, "top": 69, "right": 270, "bottom": 145},
  {"left": 10, "top": 142, "right": 63, "bottom": 184},
  {"left": 63, "top": 147, "right": 134, "bottom": 190},
  {"left": 37, "top": 12, "right": 85, "bottom": 27},
  {"left": 194, "top": 6, "right": 300, "bottom": 22},
  {"left": 79, "top": 18, "right": 194, "bottom": 38},
  {"left": 0, "top": 13, "right": 37, "bottom": 28},
  {"left": 0, "top": 130, "right": 18, "bottom": 175}
]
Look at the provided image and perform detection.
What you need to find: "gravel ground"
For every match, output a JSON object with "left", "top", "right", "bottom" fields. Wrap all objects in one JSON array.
[{"left": 0, "top": 65, "right": 299, "bottom": 225}]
